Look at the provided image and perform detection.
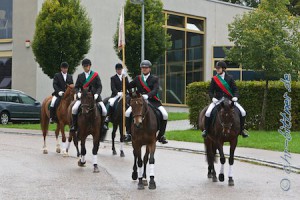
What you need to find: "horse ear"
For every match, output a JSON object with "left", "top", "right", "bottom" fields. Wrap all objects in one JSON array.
[
  {"left": 221, "top": 101, "right": 225, "bottom": 108},
  {"left": 231, "top": 100, "right": 235, "bottom": 107},
  {"left": 88, "top": 85, "right": 92, "bottom": 92}
]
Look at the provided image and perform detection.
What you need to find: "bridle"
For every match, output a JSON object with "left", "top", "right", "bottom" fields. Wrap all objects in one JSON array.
[{"left": 132, "top": 98, "right": 149, "bottom": 121}]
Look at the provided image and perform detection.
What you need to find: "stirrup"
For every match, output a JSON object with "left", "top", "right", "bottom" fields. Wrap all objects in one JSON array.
[
  {"left": 241, "top": 129, "right": 249, "bottom": 138},
  {"left": 103, "top": 123, "right": 109, "bottom": 130},
  {"left": 124, "top": 134, "right": 132, "bottom": 142},
  {"left": 202, "top": 130, "right": 208, "bottom": 138}
]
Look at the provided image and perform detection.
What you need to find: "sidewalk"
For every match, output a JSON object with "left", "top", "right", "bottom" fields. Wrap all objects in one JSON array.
[{"left": 0, "top": 120, "right": 299, "bottom": 173}]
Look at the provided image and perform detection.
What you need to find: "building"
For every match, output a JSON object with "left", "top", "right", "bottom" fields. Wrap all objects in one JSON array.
[{"left": 0, "top": 0, "right": 251, "bottom": 111}]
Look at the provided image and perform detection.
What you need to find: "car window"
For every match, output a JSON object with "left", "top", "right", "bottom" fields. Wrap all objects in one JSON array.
[
  {"left": 7, "top": 93, "right": 21, "bottom": 103},
  {"left": 19, "top": 94, "right": 36, "bottom": 104},
  {"left": 0, "top": 92, "right": 6, "bottom": 102}
]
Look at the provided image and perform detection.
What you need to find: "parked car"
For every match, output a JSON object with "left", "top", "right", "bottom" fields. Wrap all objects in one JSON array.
[{"left": 0, "top": 89, "right": 41, "bottom": 124}]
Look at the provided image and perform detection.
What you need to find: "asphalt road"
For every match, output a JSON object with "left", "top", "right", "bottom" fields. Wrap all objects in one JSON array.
[{"left": 0, "top": 132, "right": 299, "bottom": 200}]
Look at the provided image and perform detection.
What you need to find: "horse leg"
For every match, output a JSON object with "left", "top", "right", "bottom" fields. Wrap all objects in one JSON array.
[
  {"left": 60, "top": 123, "right": 68, "bottom": 157},
  {"left": 66, "top": 130, "right": 72, "bottom": 154},
  {"left": 92, "top": 133, "right": 100, "bottom": 173},
  {"left": 218, "top": 142, "right": 226, "bottom": 182},
  {"left": 78, "top": 135, "right": 87, "bottom": 167},
  {"left": 111, "top": 123, "right": 117, "bottom": 155},
  {"left": 119, "top": 120, "right": 125, "bottom": 157},
  {"left": 132, "top": 149, "right": 138, "bottom": 180},
  {"left": 41, "top": 108, "right": 49, "bottom": 154},
  {"left": 72, "top": 130, "right": 80, "bottom": 157},
  {"left": 136, "top": 146, "right": 144, "bottom": 190},
  {"left": 142, "top": 146, "right": 149, "bottom": 186},
  {"left": 55, "top": 126, "right": 60, "bottom": 153},
  {"left": 148, "top": 142, "right": 156, "bottom": 190},
  {"left": 228, "top": 138, "right": 237, "bottom": 186},
  {"left": 207, "top": 140, "right": 217, "bottom": 182}
]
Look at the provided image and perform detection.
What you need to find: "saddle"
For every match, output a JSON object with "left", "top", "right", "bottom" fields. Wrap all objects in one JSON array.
[
  {"left": 147, "top": 102, "right": 163, "bottom": 131},
  {"left": 48, "top": 97, "right": 61, "bottom": 121}
]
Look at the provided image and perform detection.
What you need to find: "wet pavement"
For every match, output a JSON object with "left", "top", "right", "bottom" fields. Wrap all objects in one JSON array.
[{"left": 0, "top": 129, "right": 299, "bottom": 200}]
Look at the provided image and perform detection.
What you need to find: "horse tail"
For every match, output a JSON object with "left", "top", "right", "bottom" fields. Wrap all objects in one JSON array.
[{"left": 40, "top": 97, "right": 50, "bottom": 136}]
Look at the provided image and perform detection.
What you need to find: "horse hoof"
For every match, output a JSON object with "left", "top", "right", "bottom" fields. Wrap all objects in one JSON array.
[
  {"left": 132, "top": 172, "right": 138, "bottom": 180},
  {"left": 93, "top": 166, "right": 100, "bottom": 173},
  {"left": 43, "top": 149, "right": 48, "bottom": 154},
  {"left": 207, "top": 173, "right": 212, "bottom": 178},
  {"left": 138, "top": 183, "right": 144, "bottom": 190},
  {"left": 56, "top": 148, "right": 61, "bottom": 154},
  {"left": 142, "top": 179, "right": 148, "bottom": 186},
  {"left": 120, "top": 151, "right": 125, "bottom": 157},
  {"left": 63, "top": 152, "right": 69, "bottom": 157},
  {"left": 212, "top": 176, "right": 218, "bottom": 182},
  {"left": 228, "top": 177, "right": 234, "bottom": 186},
  {"left": 78, "top": 160, "right": 86, "bottom": 167},
  {"left": 112, "top": 150, "right": 117, "bottom": 155},
  {"left": 219, "top": 173, "right": 225, "bottom": 182},
  {"left": 149, "top": 180, "right": 156, "bottom": 190}
]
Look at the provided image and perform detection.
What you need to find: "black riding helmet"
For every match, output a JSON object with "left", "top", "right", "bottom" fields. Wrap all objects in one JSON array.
[
  {"left": 60, "top": 62, "right": 69, "bottom": 68},
  {"left": 215, "top": 61, "right": 227, "bottom": 69},
  {"left": 82, "top": 58, "right": 92, "bottom": 66},
  {"left": 115, "top": 63, "right": 123, "bottom": 69}
]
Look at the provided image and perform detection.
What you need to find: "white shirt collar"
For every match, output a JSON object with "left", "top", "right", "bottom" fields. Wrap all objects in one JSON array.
[
  {"left": 84, "top": 71, "right": 91, "bottom": 79},
  {"left": 117, "top": 73, "right": 122, "bottom": 81},
  {"left": 61, "top": 72, "right": 67, "bottom": 81},
  {"left": 143, "top": 73, "right": 150, "bottom": 81},
  {"left": 219, "top": 72, "right": 225, "bottom": 80}
]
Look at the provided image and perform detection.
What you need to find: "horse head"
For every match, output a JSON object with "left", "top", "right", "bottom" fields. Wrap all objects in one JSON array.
[
  {"left": 130, "top": 92, "right": 148, "bottom": 129},
  {"left": 218, "top": 97, "right": 235, "bottom": 136},
  {"left": 63, "top": 84, "right": 75, "bottom": 101},
  {"left": 80, "top": 88, "right": 95, "bottom": 115}
]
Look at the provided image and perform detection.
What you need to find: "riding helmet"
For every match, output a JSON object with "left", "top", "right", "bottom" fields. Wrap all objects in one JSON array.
[
  {"left": 82, "top": 58, "right": 92, "bottom": 66},
  {"left": 140, "top": 60, "right": 152, "bottom": 68},
  {"left": 215, "top": 61, "right": 227, "bottom": 69},
  {"left": 115, "top": 63, "right": 123, "bottom": 69},
  {"left": 60, "top": 62, "right": 69, "bottom": 68}
]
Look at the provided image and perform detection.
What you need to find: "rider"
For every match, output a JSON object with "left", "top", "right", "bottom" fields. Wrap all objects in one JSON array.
[
  {"left": 202, "top": 61, "right": 249, "bottom": 138},
  {"left": 104, "top": 63, "right": 129, "bottom": 128},
  {"left": 50, "top": 62, "right": 73, "bottom": 123},
  {"left": 124, "top": 60, "right": 168, "bottom": 144},
  {"left": 70, "top": 58, "right": 107, "bottom": 132}
]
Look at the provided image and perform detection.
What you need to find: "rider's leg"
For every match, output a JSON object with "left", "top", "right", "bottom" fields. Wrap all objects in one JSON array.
[
  {"left": 202, "top": 103, "right": 215, "bottom": 138},
  {"left": 70, "top": 100, "right": 81, "bottom": 132},
  {"left": 234, "top": 102, "right": 249, "bottom": 138},
  {"left": 98, "top": 101, "right": 108, "bottom": 130},
  {"left": 124, "top": 106, "right": 132, "bottom": 142},
  {"left": 157, "top": 106, "right": 168, "bottom": 144},
  {"left": 49, "top": 96, "right": 57, "bottom": 123}
]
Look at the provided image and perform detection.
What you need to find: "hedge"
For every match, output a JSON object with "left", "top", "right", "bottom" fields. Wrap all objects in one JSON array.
[{"left": 187, "top": 81, "right": 300, "bottom": 131}]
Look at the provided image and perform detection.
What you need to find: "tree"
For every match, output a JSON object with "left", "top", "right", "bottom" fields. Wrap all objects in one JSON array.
[
  {"left": 288, "top": 0, "right": 300, "bottom": 15},
  {"left": 113, "top": 0, "right": 171, "bottom": 77},
  {"left": 226, "top": 0, "right": 300, "bottom": 130},
  {"left": 32, "top": 0, "right": 92, "bottom": 78}
]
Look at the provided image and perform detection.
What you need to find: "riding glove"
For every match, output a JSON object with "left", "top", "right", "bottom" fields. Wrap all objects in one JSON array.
[
  {"left": 117, "top": 92, "right": 123, "bottom": 97},
  {"left": 212, "top": 98, "right": 218, "bottom": 104},
  {"left": 94, "top": 94, "right": 99, "bottom": 100},
  {"left": 232, "top": 97, "right": 238, "bottom": 102},
  {"left": 142, "top": 94, "right": 148, "bottom": 100},
  {"left": 77, "top": 92, "right": 81, "bottom": 99},
  {"left": 58, "top": 91, "right": 64, "bottom": 96}
]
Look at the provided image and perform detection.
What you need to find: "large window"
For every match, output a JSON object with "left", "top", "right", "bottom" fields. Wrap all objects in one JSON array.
[
  {"left": 0, "top": 57, "right": 12, "bottom": 89},
  {"left": 0, "top": 0, "right": 13, "bottom": 39},
  {"left": 152, "top": 12, "right": 205, "bottom": 105}
]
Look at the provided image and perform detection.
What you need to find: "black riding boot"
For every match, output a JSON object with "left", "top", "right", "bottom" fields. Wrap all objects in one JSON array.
[
  {"left": 70, "top": 114, "right": 78, "bottom": 132},
  {"left": 202, "top": 116, "right": 211, "bottom": 138},
  {"left": 49, "top": 107, "right": 55, "bottom": 124},
  {"left": 124, "top": 117, "right": 132, "bottom": 142},
  {"left": 240, "top": 116, "right": 249, "bottom": 138},
  {"left": 157, "top": 120, "right": 168, "bottom": 144}
]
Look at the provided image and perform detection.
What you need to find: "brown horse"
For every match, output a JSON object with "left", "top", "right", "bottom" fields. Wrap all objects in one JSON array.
[
  {"left": 41, "top": 84, "right": 75, "bottom": 155},
  {"left": 199, "top": 97, "right": 240, "bottom": 186},
  {"left": 130, "top": 93, "right": 158, "bottom": 190},
  {"left": 69, "top": 88, "right": 101, "bottom": 173}
]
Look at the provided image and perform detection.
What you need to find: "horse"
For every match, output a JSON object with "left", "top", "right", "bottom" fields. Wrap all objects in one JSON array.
[
  {"left": 103, "top": 96, "right": 130, "bottom": 157},
  {"left": 41, "top": 84, "right": 75, "bottom": 156},
  {"left": 130, "top": 92, "right": 158, "bottom": 190},
  {"left": 198, "top": 97, "right": 240, "bottom": 186},
  {"left": 69, "top": 88, "right": 101, "bottom": 173}
]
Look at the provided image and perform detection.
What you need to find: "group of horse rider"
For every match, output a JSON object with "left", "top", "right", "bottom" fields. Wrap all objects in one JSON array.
[{"left": 49, "top": 58, "right": 248, "bottom": 145}]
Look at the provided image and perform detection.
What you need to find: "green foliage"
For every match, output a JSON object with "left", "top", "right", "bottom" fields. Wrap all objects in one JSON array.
[
  {"left": 32, "top": 0, "right": 92, "bottom": 78},
  {"left": 226, "top": 0, "right": 300, "bottom": 80},
  {"left": 187, "top": 80, "right": 300, "bottom": 131},
  {"left": 113, "top": 0, "right": 171, "bottom": 77}
]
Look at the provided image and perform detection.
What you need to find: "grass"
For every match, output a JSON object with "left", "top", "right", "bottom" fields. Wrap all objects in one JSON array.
[
  {"left": 166, "top": 129, "right": 300, "bottom": 154},
  {"left": 168, "top": 112, "right": 189, "bottom": 121}
]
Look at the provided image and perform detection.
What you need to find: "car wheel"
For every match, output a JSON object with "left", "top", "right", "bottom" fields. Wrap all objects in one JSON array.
[{"left": 0, "top": 111, "right": 9, "bottom": 125}]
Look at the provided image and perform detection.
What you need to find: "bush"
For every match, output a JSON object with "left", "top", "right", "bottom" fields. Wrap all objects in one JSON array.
[{"left": 187, "top": 81, "right": 300, "bottom": 131}]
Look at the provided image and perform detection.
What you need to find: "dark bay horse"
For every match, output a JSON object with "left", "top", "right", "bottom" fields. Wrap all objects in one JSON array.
[
  {"left": 69, "top": 88, "right": 101, "bottom": 173},
  {"left": 130, "top": 93, "right": 158, "bottom": 190},
  {"left": 103, "top": 96, "right": 130, "bottom": 157},
  {"left": 199, "top": 97, "right": 240, "bottom": 186},
  {"left": 41, "top": 84, "right": 75, "bottom": 156}
]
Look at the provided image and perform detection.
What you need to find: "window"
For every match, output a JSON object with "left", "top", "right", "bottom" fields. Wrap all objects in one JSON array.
[
  {"left": 0, "top": 57, "right": 12, "bottom": 89},
  {"left": 0, "top": 92, "right": 6, "bottom": 101},
  {"left": 19, "top": 94, "right": 36, "bottom": 104},
  {"left": 7, "top": 93, "right": 20, "bottom": 103},
  {"left": 0, "top": 0, "right": 13, "bottom": 39},
  {"left": 154, "top": 12, "right": 205, "bottom": 105}
]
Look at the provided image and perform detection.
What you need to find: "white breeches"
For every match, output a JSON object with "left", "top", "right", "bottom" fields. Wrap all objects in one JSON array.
[
  {"left": 108, "top": 96, "right": 120, "bottom": 107},
  {"left": 125, "top": 105, "right": 168, "bottom": 120},
  {"left": 72, "top": 100, "right": 107, "bottom": 116},
  {"left": 205, "top": 102, "right": 246, "bottom": 117},
  {"left": 50, "top": 96, "right": 57, "bottom": 107}
]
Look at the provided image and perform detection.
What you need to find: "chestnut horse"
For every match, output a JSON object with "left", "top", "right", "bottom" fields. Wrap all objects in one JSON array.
[
  {"left": 130, "top": 93, "right": 158, "bottom": 190},
  {"left": 69, "top": 88, "right": 101, "bottom": 173},
  {"left": 41, "top": 84, "right": 75, "bottom": 156},
  {"left": 199, "top": 97, "right": 240, "bottom": 186}
]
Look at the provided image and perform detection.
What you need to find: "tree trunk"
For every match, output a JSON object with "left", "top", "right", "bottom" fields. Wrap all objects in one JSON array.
[{"left": 259, "top": 79, "right": 269, "bottom": 130}]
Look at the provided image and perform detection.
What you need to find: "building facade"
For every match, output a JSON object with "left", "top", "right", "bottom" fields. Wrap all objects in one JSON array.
[{"left": 0, "top": 0, "right": 251, "bottom": 110}]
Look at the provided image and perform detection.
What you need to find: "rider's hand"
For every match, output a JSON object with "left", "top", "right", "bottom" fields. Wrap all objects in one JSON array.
[
  {"left": 212, "top": 98, "right": 218, "bottom": 104},
  {"left": 94, "top": 94, "right": 99, "bottom": 100},
  {"left": 122, "top": 68, "right": 127, "bottom": 77},
  {"left": 232, "top": 97, "right": 238, "bottom": 102},
  {"left": 77, "top": 92, "right": 81, "bottom": 99},
  {"left": 142, "top": 94, "right": 148, "bottom": 100},
  {"left": 117, "top": 92, "right": 123, "bottom": 97},
  {"left": 58, "top": 91, "right": 64, "bottom": 96}
]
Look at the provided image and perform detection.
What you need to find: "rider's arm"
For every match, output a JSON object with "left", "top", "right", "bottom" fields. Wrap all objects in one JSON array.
[
  {"left": 95, "top": 75, "right": 102, "bottom": 96},
  {"left": 74, "top": 74, "right": 82, "bottom": 94},
  {"left": 230, "top": 78, "right": 239, "bottom": 98},
  {"left": 53, "top": 73, "right": 60, "bottom": 94},
  {"left": 146, "top": 76, "right": 159, "bottom": 98},
  {"left": 111, "top": 76, "right": 118, "bottom": 96},
  {"left": 208, "top": 78, "right": 215, "bottom": 99}
]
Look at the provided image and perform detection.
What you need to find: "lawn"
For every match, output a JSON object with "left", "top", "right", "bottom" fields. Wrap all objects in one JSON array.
[
  {"left": 166, "top": 129, "right": 300, "bottom": 153},
  {"left": 168, "top": 112, "right": 189, "bottom": 121}
]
